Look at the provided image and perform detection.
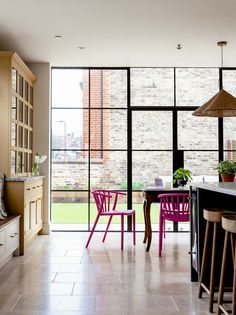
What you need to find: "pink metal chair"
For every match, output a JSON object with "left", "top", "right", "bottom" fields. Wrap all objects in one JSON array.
[
  {"left": 85, "top": 189, "right": 136, "bottom": 250},
  {"left": 158, "top": 193, "right": 190, "bottom": 257}
]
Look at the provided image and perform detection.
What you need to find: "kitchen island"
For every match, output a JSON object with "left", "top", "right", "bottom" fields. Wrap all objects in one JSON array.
[{"left": 189, "top": 182, "right": 236, "bottom": 282}]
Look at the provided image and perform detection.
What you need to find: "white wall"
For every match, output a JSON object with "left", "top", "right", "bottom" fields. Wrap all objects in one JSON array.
[{"left": 28, "top": 62, "right": 51, "bottom": 234}]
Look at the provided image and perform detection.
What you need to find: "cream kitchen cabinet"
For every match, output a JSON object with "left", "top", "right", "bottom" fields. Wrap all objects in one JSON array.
[
  {"left": 0, "top": 215, "right": 20, "bottom": 268},
  {"left": 0, "top": 51, "right": 36, "bottom": 178},
  {"left": 4, "top": 177, "right": 44, "bottom": 255}
]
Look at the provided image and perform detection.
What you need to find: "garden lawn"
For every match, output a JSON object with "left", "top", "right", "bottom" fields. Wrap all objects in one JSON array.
[{"left": 51, "top": 203, "right": 160, "bottom": 224}]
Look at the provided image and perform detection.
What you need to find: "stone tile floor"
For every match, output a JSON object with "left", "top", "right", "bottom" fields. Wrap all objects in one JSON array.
[{"left": 0, "top": 231, "right": 212, "bottom": 314}]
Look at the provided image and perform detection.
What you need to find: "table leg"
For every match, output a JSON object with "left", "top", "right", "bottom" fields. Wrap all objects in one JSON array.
[
  {"left": 173, "top": 222, "right": 178, "bottom": 232},
  {"left": 145, "top": 201, "right": 152, "bottom": 252},
  {"left": 143, "top": 200, "right": 147, "bottom": 243}
]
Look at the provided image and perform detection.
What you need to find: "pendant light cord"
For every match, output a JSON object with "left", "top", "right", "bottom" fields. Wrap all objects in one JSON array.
[{"left": 221, "top": 44, "right": 224, "bottom": 68}]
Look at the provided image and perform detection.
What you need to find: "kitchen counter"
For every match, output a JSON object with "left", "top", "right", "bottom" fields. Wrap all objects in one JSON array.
[
  {"left": 5, "top": 176, "right": 45, "bottom": 182},
  {"left": 189, "top": 182, "right": 236, "bottom": 196}
]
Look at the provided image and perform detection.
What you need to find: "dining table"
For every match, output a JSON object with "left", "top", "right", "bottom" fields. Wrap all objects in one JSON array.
[{"left": 143, "top": 186, "right": 189, "bottom": 252}]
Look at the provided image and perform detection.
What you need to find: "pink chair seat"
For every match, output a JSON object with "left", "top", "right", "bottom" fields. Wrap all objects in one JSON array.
[
  {"left": 158, "top": 193, "right": 190, "bottom": 257},
  {"left": 100, "top": 209, "right": 135, "bottom": 216},
  {"left": 85, "top": 189, "right": 136, "bottom": 250}
]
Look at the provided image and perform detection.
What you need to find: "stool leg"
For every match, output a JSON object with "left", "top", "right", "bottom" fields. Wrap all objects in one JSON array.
[
  {"left": 233, "top": 239, "right": 236, "bottom": 315},
  {"left": 199, "top": 221, "right": 210, "bottom": 299},
  {"left": 209, "top": 222, "right": 217, "bottom": 312},
  {"left": 217, "top": 231, "right": 229, "bottom": 315},
  {"left": 231, "top": 233, "right": 235, "bottom": 265}
]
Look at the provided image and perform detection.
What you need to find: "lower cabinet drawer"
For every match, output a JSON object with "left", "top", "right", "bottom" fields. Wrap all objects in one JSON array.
[
  {"left": 0, "top": 230, "right": 5, "bottom": 256},
  {"left": 5, "top": 221, "right": 19, "bottom": 252},
  {"left": 25, "top": 180, "right": 43, "bottom": 199}
]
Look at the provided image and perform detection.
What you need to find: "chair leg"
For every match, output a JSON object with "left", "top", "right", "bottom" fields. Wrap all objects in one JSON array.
[
  {"left": 103, "top": 215, "right": 113, "bottom": 242},
  {"left": 121, "top": 215, "right": 124, "bottom": 251},
  {"left": 163, "top": 219, "right": 166, "bottom": 239},
  {"left": 199, "top": 221, "right": 210, "bottom": 298},
  {"left": 133, "top": 212, "right": 136, "bottom": 246},
  {"left": 159, "top": 216, "right": 163, "bottom": 257},
  {"left": 160, "top": 222, "right": 163, "bottom": 251},
  {"left": 85, "top": 213, "right": 100, "bottom": 248},
  {"left": 217, "top": 231, "right": 229, "bottom": 315}
]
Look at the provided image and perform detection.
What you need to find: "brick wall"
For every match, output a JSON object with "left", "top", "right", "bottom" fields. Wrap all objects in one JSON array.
[{"left": 82, "top": 70, "right": 110, "bottom": 160}]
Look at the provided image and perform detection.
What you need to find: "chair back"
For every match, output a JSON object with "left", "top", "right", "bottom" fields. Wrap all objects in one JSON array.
[
  {"left": 91, "top": 189, "right": 120, "bottom": 213},
  {"left": 158, "top": 193, "right": 190, "bottom": 222}
]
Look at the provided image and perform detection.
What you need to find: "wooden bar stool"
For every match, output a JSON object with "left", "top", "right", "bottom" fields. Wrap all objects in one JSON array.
[
  {"left": 199, "top": 208, "right": 232, "bottom": 313},
  {"left": 217, "top": 214, "right": 236, "bottom": 315}
]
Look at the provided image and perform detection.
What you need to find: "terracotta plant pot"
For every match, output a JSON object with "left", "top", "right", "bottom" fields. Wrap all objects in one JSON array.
[{"left": 220, "top": 174, "right": 235, "bottom": 182}]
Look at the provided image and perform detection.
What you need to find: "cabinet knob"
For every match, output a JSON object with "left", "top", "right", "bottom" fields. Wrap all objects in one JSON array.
[
  {"left": 0, "top": 243, "right": 3, "bottom": 246},
  {"left": 188, "top": 251, "right": 196, "bottom": 254}
]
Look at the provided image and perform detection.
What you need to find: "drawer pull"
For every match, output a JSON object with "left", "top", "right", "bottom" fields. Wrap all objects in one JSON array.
[
  {"left": 10, "top": 234, "right": 16, "bottom": 238},
  {"left": 0, "top": 243, "right": 3, "bottom": 246}
]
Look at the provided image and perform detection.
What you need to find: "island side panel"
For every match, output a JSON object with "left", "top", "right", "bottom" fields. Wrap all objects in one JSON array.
[{"left": 191, "top": 187, "right": 235, "bottom": 283}]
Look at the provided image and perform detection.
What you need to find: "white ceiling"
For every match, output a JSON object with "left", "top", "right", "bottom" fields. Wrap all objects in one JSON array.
[{"left": 0, "top": 0, "right": 236, "bottom": 67}]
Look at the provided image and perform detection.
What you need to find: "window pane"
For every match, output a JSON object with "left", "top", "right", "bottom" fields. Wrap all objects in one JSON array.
[
  {"left": 51, "top": 191, "right": 88, "bottom": 229},
  {"left": 52, "top": 109, "right": 88, "bottom": 150},
  {"left": 223, "top": 70, "right": 236, "bottom": 96},
  {"left": 224, "top": 151, "right": 236, "bottom": 161},
  {"left": 51, "top": 151, "right": 88, "bottom": 190},
  {"left": 132, "top": 192, "right": 161, "bottom": 231},
  {"left": 184, "top": 151, "right": 218, "bottom": 182},
  {"left": 90, "top": 70, "right": 127, "bottom": 108},
  {"left": 90, "top": 109, "right": 127, "bottom": 150},
  {"left": 52, "top": 69, "right": 87, "bottom": 108},
  {"left": 90, "top": 191, "right": 127, "bottom": 229},
  {"left": 90, "top": 151, "right": 127, "bottom": 190},
  {"left": 52, "top": 150, "right": 87, "bottom": 162},
  {"left": 132, "top": 151, "right": 173, "bottom": 188},
  {"left": 131, "top": 68, "right": 174, "bottom": 106},
  {"left": 132, "top": 111, "right": 172, "bottom": 150},
  {"left": 176, "top": 68, "right": 219, "bottom": 106},
  {"left": 178, "top": 111, "right": 218, "bottom": 150},
  {"left": 224, "top": 117, "right": 236, "bottom": 153}
]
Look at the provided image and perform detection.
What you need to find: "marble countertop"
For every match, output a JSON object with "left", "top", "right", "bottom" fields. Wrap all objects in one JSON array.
[
  {"left": 189, "top": 182, "right": 236, "bottom": 196},
  {"left": 5, "top": 175, "right": 45, "bottom": 182}
]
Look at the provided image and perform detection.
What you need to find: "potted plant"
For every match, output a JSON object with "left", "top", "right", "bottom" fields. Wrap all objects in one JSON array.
[
  {"left": 32, "top": 152, "right": 47, "bottom": 176},
  {"left": 173, "top": 167, "right": 192, "bottom": 187},
  {"left": 214, "top": 160, "right": 236, "bottom": 182}
]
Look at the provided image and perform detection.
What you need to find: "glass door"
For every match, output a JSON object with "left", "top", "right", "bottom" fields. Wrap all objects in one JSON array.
[{"left": 51, "top": 68, "right": 128, "bottom": 230}]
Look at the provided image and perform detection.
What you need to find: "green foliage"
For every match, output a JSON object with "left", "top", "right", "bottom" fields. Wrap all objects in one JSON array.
[
  {"left": 173, "top": 167, "right": 192, "bottom": 184},
  {"left": 119, "top": 181, "right": 144, "bottom": 190},
  {"left": 214, "top": 160, "right": 236, "bottom": 175}
]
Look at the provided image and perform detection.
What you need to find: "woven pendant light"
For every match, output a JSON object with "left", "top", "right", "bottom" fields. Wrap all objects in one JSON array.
[
  {"left": 192, "top": 42, "right": 236, "bottom": 117},
  {"left": 192, "top": 88, "right": 236, "bottom": 117}
]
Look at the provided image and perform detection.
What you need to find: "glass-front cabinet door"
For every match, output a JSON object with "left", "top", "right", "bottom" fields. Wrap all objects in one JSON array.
[{"left": 11, "top": 65, "right": 35, "bottom": 176}]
